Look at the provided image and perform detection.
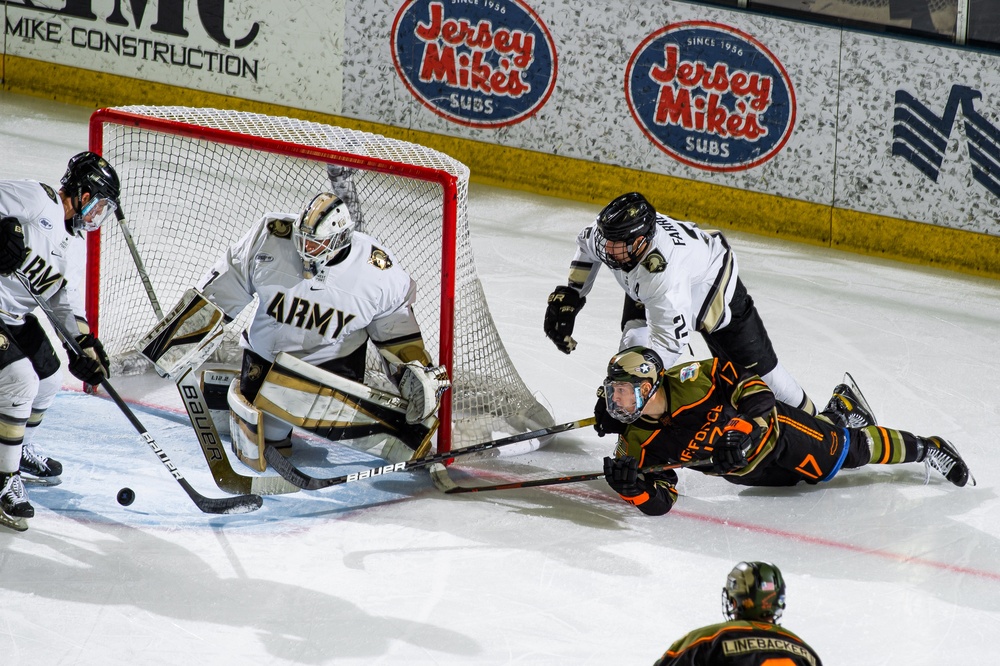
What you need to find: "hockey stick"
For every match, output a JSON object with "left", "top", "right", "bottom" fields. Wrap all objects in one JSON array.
[
  {"left": 115, "top": 207, "right": 164, "bottom": 319},
  {"left": 429, "top": 460, "right": 703, "bottom": 494},
  {"left": 263, "top": 417, "right": 596, "bottom": 491},
  {"left": 175, "top": 366, "right": 300, "bottom": 496},
  {"left": 14, "top": 272, "right": 262, "bottom": 514}
]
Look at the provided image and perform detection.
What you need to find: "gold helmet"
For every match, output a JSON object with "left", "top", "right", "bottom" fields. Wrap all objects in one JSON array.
[
  {"left": 294, "top": 192, "right": 354, "bottom": 277},
  {"left": 602, "top": 346, "right": 664, "bottom": 423}
]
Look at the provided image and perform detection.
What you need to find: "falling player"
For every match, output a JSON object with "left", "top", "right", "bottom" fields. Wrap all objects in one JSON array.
[
  {"left": 600, "top": 347, "right": 973, "bottom": 516},
  {"left": 193, "top": 189, "right": 449, "bottom": 468},
  {"left": 543, "top": 192, "right": 814, "bottom": 437},
  {"left": 0, "top": 152, "right": 119, "bottom": 528},
  {"left": 653, "top": 561, "right": 823, "bottom": 665}
]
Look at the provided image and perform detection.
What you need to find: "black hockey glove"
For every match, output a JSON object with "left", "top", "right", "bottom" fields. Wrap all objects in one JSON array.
[
  {"left": 594, "top": 388, "right": 627, "bottom": 438},
  {"left": 65, "top": 347, "right": 106, "bottom": 385},
  {"left": 543, "top": 285, "right": 585, "bottom": 354},
  {"left": 76, "top": 334, "right": 110, "bottom": 375},
  {"left": 712, "top": 417, "right": 755, "bottom": 474},
  {"left": 603, "top": 455, "right": 647, "bottom": 498},
  {"left": 0, "top": 217, "right": 27, "bottom": 276}
]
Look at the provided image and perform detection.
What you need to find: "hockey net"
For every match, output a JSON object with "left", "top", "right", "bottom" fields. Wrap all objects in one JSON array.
[{"left": 86, "top": 106, "right": 553, "bottom": 453}]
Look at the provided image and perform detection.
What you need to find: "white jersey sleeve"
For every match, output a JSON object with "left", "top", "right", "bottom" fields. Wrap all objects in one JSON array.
[
  {"left": 0, "top": 180, "right": 88, "bottom": 332},
  {"left": 566, "top": 222, "right": 603, "bottom": 297},
  {"left": 197, "top": 214, "right": 276, "bottom": 320}
]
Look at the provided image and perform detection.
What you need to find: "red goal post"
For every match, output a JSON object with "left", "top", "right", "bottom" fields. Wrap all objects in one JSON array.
[{"left": 86, "top": 106, "right": 552, "bottom": 454}]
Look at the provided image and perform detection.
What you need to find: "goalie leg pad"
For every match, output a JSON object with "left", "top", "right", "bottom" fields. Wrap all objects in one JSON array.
[
  {"left": 227, "top": 379, "right": 268, "bottom": 472},
  {"left": 398, "top": 362, "right": 451, "bottom": 424}
]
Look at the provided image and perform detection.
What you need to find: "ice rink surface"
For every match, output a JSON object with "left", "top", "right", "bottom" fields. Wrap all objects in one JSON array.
[{"left": 1, "top": 91, "right": 999, "bottom": 665}]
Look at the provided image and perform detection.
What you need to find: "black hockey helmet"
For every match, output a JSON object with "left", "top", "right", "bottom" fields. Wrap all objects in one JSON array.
[
  {"left": 602, "top": 346, "right": 664, "bottom": 423},
  {"left": 722, "top": 561, "right": 786, "bottom": 622},
  {"left": 61, "top": 151, "right": 121, "bottom": 232},
  {"left": 594, "top": 192, "right": 657, "bottom": 271}
]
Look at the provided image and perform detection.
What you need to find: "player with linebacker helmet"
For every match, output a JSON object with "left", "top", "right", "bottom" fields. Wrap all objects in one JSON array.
[
  {"left": 653, "top": 561, "right": 823, "bottom": 665},
  {"left": 0, "top": 151, "right": 120, "bottom": 528},
  {"left": 188, "top": 189, "right": 449, "bottom": 470},
  {"left": 600, "top": 346, "right": 973, "bottom": 517},
  {"left": 543, "top": 192, "right": 815, "bottom": 438}
]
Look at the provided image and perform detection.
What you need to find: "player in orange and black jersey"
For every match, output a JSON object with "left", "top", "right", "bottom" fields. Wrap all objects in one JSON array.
[
  {"left": 653, "top": 561, "right": 822, "bottom": 666},
  {"left": 600, "top": 347, "right": 974, "bottom": 516}
]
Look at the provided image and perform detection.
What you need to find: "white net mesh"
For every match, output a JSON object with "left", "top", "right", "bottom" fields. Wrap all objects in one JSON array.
[{"left": 90, "top": 106, "right": 553, "bottom": 451}]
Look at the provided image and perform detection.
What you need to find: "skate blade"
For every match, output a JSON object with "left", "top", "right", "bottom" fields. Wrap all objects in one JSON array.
[
  {"left": 0, "top": 512, "right": 28, "bottom": 532},
  {"left": 22, "top": 475, "right": 62, "bottom": 487}
]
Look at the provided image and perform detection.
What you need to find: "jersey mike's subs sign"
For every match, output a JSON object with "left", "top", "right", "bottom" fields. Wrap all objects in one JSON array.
[
  {"left": 391, "top": 0, "right": 558, "bottom": 128},
  {"left": 626, "top": 21, "right": 796, "bottom": 172}
]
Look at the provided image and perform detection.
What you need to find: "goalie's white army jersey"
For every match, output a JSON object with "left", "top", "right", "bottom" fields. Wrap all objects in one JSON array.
[
  {"left": 198, "top": 213, "right": 423, "bottom": 366},
  {"left": 569, "top": 213, "right": 737, "bottom": 368},
  {"left": 0, "top": 180, "right": 86, "bottom": 333}
]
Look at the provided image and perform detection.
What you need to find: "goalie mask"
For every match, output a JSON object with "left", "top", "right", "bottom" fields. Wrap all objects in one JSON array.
[
  {"left": 294, "top": 192, "right": 354, "bottom": 278},
  {"left": 722, "top": 561, "right": 786, "bottom": 623},
  {"left": 61, "top": 151, "right": 121, "bottom": 233},
  {"left": 602, "top": 346, "right": 664, "bottom": 423},
  {"left": 594, "top": 192, "right": 656, "bottom": 271}
]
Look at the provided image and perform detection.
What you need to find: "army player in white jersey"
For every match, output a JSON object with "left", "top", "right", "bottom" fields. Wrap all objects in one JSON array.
[
  {"left": 544, "top": 192, "right": 814, "bottom": 437},
  {"left": 0, "top": 152, "right": 119, "bottom": 527},
  {"left": 197, "top": 190, "right": 445, "bottom": 461}
]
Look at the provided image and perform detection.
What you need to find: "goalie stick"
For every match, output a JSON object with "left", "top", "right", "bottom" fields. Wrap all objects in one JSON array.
[
  {"left": 429, "top": 460, "right": 703, "bottom": 494},
  {"left": 175, "top": 366, "right": 300, "bottom": 496},
  {"left": 263, "top": 417, "right": 596, "bottom": 491},
  {"left": 14, "top": 272, "right": 263, "bottom": 515},
  {"left": 116, "top": 206, "right": 165, "bottom": 320}
]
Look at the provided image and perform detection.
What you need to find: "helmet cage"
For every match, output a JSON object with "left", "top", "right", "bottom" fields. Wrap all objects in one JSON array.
[
  {"left": 594, "top": 229, "right": 650, "bottom": 271},
  {"left": 603, "top": 347, "right": 664, "bottom": 423},
  {"left": 294, "top": 192, "right": 354, "bottom": 277},
  {"left": 722, "top": 561, "right": 786, "bottom": 622}
]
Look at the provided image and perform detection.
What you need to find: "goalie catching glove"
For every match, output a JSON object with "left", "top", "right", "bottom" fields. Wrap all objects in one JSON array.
[{"left": 398, "top": 361, "right": 451, "bottom": 424}]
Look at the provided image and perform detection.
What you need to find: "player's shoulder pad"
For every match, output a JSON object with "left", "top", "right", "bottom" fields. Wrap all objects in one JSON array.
[
  {"left": 266, "top": 216, "right": 295, "bottom": 239},
  {"left": 641, "top": 249, "right": 667, "bottom": 273},
  {"left": 368, "top": 245, "right": 393, "bottom": 270},
  {"left": 38, "top": 182, "right": 58, "bottom": 204}
]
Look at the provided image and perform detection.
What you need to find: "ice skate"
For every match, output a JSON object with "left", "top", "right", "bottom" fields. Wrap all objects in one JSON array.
[
  {"left": 20, "top": 442, "right": 63, "bottom": 486},
  {"left": 822, "top": 372, "right": 877, "bottom": 428},
  {"left": 0, "top": 471, "right": 33, "bottom": 531},
  {"left": 920, "top": 436, "right": 974, "bottom": 487}
]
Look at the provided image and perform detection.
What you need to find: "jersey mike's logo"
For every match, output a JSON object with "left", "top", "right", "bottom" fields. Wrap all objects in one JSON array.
[
  {"left": 391, "top": 0, "right": 557, "bottom": 128},
  {"left": 626, "top": 22, "right": 796, "bottom": 172}
]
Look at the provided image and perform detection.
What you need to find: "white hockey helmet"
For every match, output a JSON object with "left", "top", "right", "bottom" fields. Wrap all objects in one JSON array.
[{"left": 294, "top": 192, "right": 354, "bottom": 277}]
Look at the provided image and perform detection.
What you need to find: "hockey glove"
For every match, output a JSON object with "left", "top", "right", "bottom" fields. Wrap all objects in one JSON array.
[
  {"left": 0, "top": 217, "right": 27, "bottom": 276},
  {"left": 603, "top": 455, "right": 647, "bottom": 499},
  {"left": 594, "top": 388, "right": 627, "bottom": 438},
  {"left": 543, "top": 285, "right": 585, "bottom": 354},
  {"left": 399, "top": 361, "right": 451, "bottom": 424},
  {"left": 76, "top": 333, "right": 110, "bottom": 375},
  {"left": 712, "top": 417, "right": 755, "bottom": 474},
  {"left": 65, "top": 347, "right": 106, "bottom": 385}
]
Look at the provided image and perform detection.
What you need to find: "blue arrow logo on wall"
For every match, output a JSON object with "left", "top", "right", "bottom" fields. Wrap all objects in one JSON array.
[{"left": 892, "top": 85, "right": 1000, "bottom": 198}]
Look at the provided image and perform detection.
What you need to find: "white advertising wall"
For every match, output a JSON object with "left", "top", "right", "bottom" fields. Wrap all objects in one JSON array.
[{"left": 4, "top": 0, "right": 998, "bottom": 238}]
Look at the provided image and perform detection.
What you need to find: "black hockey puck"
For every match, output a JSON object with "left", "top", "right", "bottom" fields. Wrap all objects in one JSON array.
[{"left": 117, "top": 487, "right": 135, "bottom": 506}]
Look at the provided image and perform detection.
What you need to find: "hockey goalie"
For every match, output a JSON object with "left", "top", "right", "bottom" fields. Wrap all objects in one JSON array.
[{"left": 139, "top": 187, "right": 450, "bottom": 472}]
